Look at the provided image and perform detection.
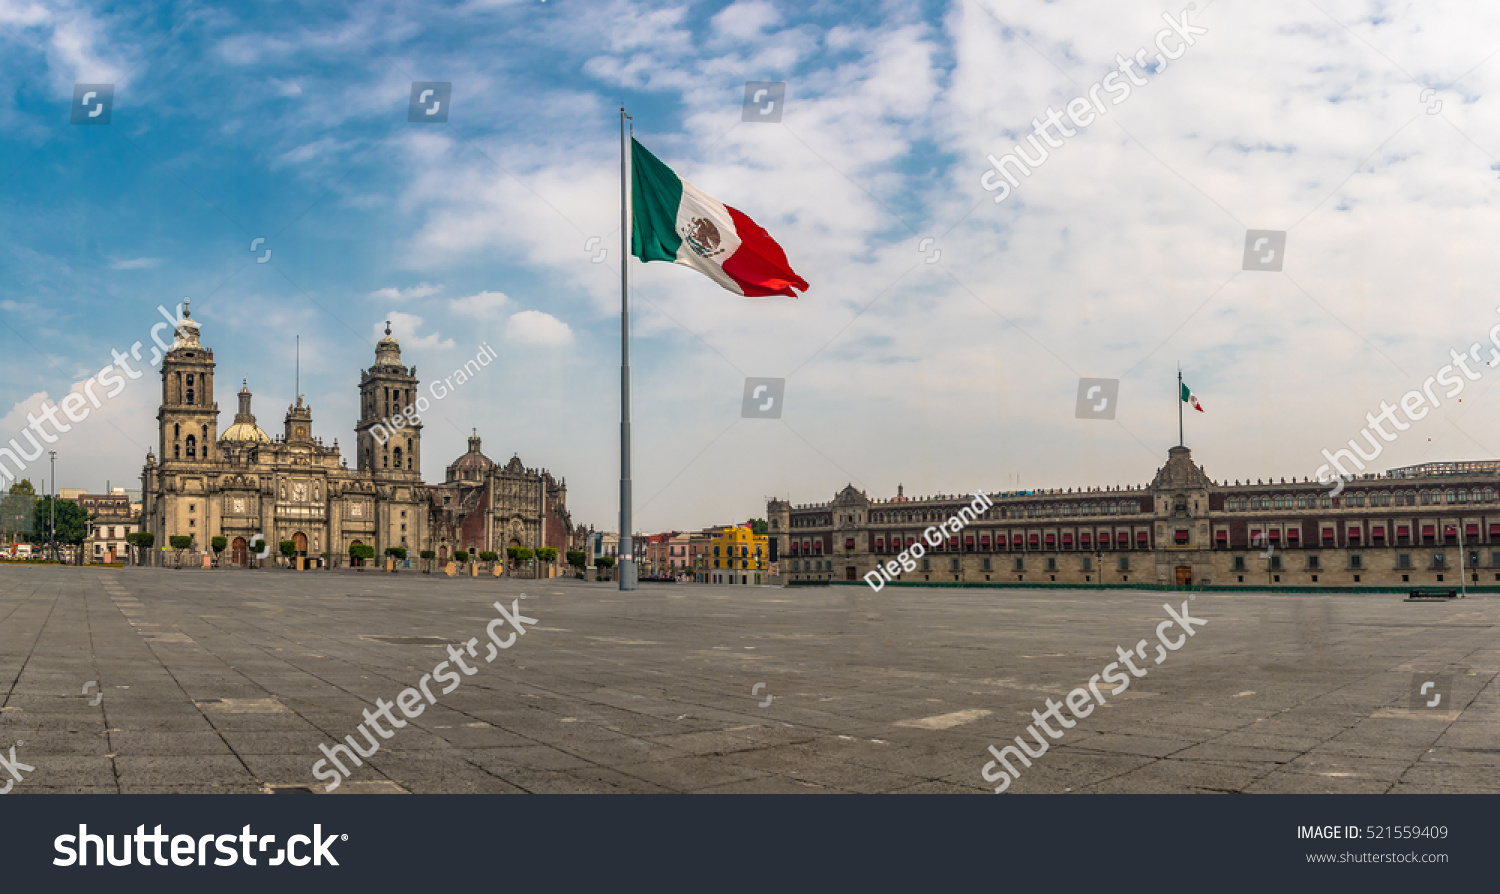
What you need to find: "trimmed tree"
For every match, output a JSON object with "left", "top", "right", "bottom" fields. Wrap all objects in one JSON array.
[
  {"left": 211, "top": 536, "right": 228, "bottom": 566},
  {"left": 420, "top": 549, "right": 436, "bottom": 573},
  {"left": 536, "top": 547, "right": 557, "bottom": 563},
  {"left": 454, "top": 550, "right": 470, "bottom": 564},
  {"left": 385, "top": 546, "right": 408, "bottom": 563},
  {"left": 125, "top": 532, "right": 154, "bottom": 566},
  {"left": 168, "top": 535, "right": 193, "bottom": 566},
  {"left": 279, "top": 541, "right": 296, "bottom": 567},
  {"left": 566, "top": 550, "right": 586, "bottom": 570}
]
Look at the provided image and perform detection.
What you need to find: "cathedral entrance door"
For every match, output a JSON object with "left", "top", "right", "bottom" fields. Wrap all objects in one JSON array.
[
  {"left": 293, "top": 532, "right": 309, "bottom": 556},
  {"left": 231, "top": 537, "right": 248, "bottom": 567}
]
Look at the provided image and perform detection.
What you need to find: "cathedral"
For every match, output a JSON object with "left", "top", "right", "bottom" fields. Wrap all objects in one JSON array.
[{"left": 139, "top": 306, "right": 577, "bottom": 566}]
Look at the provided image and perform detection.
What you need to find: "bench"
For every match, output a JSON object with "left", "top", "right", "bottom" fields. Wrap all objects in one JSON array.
[{"left": 1405, "top": 589, "right": 1459, "bottom": 602}]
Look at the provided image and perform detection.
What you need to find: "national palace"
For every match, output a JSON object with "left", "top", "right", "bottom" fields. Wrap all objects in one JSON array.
[{"left": 769, "top": 445, "right": 1500, "bottom": 588}]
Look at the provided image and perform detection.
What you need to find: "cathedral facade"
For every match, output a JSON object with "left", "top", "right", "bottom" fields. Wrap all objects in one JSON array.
[{"left": 139, "top": 309, "right": 576, "bottom": 566}]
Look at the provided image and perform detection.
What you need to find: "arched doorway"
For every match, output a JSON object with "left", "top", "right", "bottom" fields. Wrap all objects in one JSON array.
[
  {"left": 231, "top": 537, "right": 248, "bottom": 566},
  {"left": 350, "top": 539, "right": 364, "bottom": 568},
  {"left": 438, "top": 546, "right": 448, "bottom": 562},
  {"left": 293, "top": 532, "right": 308, "bottom": 556}
]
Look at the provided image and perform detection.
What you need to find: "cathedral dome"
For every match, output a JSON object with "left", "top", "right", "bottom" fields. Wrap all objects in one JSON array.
[
  {"left": 446, "top": 431, "right": 494, "bottom": 482},
  {"left": 221, "top": 421, "right": 271, "bottom": 443},
  {"left": 220, "top": 380, "right": 271, "bottom": 443}
]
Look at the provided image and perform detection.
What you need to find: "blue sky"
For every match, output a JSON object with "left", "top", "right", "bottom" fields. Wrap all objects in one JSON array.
[{"left": 5, "top": 0, "right": 1500, "bottom": 532}]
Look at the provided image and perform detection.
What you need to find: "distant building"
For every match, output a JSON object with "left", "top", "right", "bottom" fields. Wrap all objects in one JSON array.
[
  {"left": 643, "top": 532, "right": 679, "bottom": 576},
  {"left": 79, "top": 492, "right": 138, "bottom": 563},
  {"left": 667, "top": 532, "right": 693, "bottom": 573},
  {"left": 708, "top": 524, "right": 768, "bottom": 585},
  {"left": 769, "top": 445, "right": 1500, "bottom": 589}
]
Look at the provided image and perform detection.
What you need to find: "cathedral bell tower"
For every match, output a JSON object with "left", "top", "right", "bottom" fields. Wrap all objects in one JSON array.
[
  {"left": 355, "top": 321, "right": 422, "bottom": 479},
  {"left": 157, "top": 302, "right": 219, "bottom": 464}
]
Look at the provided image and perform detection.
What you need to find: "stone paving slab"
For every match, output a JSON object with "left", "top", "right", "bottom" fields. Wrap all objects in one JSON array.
[{"left": 0, "top": 566, "right": 1498, "bottom": 793}]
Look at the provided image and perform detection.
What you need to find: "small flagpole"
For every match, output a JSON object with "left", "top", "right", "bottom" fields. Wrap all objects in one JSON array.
[
  {"left": 618, "top": 106, "right": 637, "bottom": 592},
  {"left": 1177, "top": 364, "right": 1183, "bottom": 448}
]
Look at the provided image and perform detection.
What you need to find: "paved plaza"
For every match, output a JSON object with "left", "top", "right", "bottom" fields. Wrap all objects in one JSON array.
[{"left": 0, "top": 565, "right": 1497, "bottom": 793}]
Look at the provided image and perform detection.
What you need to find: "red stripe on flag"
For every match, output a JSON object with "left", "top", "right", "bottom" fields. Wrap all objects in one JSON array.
[{"left": 722, "top": 205, "right": 809, "bottom": 298}]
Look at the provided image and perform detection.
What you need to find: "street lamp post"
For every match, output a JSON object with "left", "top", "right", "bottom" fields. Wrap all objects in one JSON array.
[{"left": 48, "top": 451, "right": 56, "bottom": 562}]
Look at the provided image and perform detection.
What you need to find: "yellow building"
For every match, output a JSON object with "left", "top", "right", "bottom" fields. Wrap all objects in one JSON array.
[{"left": 708, "top": 524, "right": 768, "bottom": 585}]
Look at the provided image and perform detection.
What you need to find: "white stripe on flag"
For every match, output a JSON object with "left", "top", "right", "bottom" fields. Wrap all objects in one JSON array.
[{"left": 672, "top": 180, "right": 744, "bottom": 295}]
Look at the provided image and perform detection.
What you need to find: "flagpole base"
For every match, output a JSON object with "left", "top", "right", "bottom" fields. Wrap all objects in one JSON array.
[{"left": 618, "top": 559, "right": 638, "bottom": 591}]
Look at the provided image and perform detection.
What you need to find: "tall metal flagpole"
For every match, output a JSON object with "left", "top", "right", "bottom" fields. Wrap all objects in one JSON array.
[
  {"left": 1177, "top": 364, "right": 1184, "bottom": 448},
  {"left": 618, "top": 107, "right": 637, "bottom": 591}
]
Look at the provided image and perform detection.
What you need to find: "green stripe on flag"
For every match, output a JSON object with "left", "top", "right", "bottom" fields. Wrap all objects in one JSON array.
[
  {"left": 1180, "top": 382, "right": 1191, "bottom": 402},
  {"left": 631, "top": 139, "right": 684, "bottom": 263}
]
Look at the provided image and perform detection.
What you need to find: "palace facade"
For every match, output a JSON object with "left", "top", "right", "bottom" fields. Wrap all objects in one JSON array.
[
  {"left": 769, "top": 445, "right": 1500, "bottom": 589},
  {"left": 140, "top": 308, "right": 580, "bottom": 565}
]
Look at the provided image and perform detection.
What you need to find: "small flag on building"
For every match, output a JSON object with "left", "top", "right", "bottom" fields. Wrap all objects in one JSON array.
[
  {"left": 630, "top": 138, "right": 809, "bottom": 298},
  {"left": 1180, "top": 381, "right": 1204, "bottom": 412}
]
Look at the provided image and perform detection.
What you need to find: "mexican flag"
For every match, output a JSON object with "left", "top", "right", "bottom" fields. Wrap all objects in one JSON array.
[
  {"left": 631, "top": 138, "right": 809, "bottom": 298},
  {"left": 1180, "top": 381, "right": 1204, "bottom": 412}
]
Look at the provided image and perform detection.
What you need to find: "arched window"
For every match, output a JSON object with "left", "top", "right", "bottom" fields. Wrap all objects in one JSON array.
[
  {"left": 174, "top": 423, "right": 180, "bottom": 440},
  {"left": 393, "top": 447, "right": 403, "bottom": 470},
  {"left": 185, "top": 435, "right": 196, "bottom": 459},
  {"left": 186, "top": 374, "right": 194, "bottom": 388},
  {"left": 186, "top": 388, "right": 194, "bottom": 404},
  {"left": 1445, "top": 489, "right": 1456, "bottom": 503}
]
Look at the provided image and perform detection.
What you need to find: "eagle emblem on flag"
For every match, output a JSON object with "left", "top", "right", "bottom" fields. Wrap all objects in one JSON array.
[{"left": 681, "top": 217, "right": 725, "bottom": 258}]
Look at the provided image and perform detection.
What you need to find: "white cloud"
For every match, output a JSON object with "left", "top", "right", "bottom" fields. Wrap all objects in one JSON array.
[
  {"left": 506, "top": 310, "right": 573, "bottom": 345},
  {"left": 108, "top": 257, "right": 161, "bottom": 270},
  {"left": 711, "top": 0, "right": 781, "bottom": 42},
  {"left": 448, "top": 290, "right": 512, "bottom": 315},
  {"left": 378, "top": 312, "right": 454, "bottom": 351},
  {"left": 367, "top": 282, "right": 443, "bottom": 301}
]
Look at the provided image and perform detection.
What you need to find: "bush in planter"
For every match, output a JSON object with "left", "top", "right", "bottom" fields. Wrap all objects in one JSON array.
[
  {"left": 385, "top": 546, "right": 408, "bottom": 561},
  {"left": 349, "top": 543, "right": 376, "bottom": 569},
  {"left": 506, "top": 546, "right": 520, "bottom": 562},
  {"left": 536, "top": 547, "right": 557, "bottom": 563},
  {"left": 479, "top": 551, "right": 498, "bottom": 562},
  {"left": 420, "top": 549, "right": 436, "bottom": 573},
  {"left": 454, "top": 550, "right": 470, "bottom": 564}
]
